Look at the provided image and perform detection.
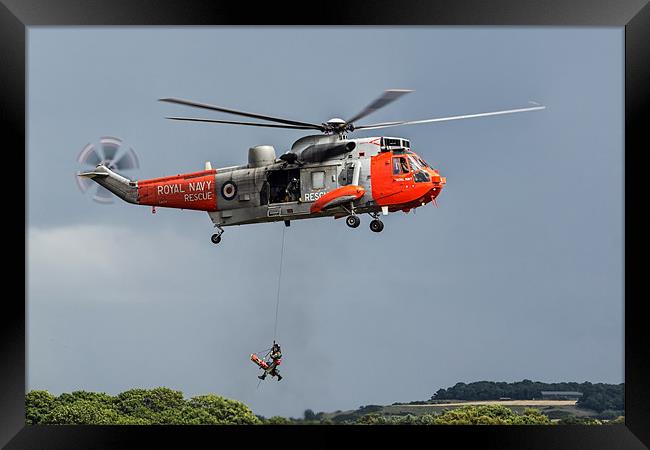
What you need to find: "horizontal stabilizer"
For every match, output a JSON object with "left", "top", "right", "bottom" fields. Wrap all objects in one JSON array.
[{"left": 77, "top": 164, "right": 139, "bottom": 205}]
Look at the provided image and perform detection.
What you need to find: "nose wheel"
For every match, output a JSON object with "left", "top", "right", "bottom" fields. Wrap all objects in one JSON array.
[{"left": 346, "top": 215, "right": 361, "bottom": 228}]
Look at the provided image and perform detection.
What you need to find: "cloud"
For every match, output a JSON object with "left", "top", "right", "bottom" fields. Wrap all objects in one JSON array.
[{"left": 28, "top": 224, "right": 203, "bottom": 303}]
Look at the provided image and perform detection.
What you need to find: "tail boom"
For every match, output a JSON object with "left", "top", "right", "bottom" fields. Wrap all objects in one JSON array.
[
  {"left": 78, "top": 165, "right": 218, "bottom": 211},
  {"left": 137, "top": 169, "right": 217, "bottom": 211}
]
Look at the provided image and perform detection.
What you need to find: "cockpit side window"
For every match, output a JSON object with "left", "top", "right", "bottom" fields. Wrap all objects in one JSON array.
[
  {"left": 392, "top": 157, "right": 401, "bottom": 175},
  {"left": 393, "top": 156, "right": 409, "bottom": 175}
]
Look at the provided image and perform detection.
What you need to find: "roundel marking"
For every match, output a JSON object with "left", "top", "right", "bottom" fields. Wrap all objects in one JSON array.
[{"left": 221, "top": 181, "right": 237, "bottom": 200}]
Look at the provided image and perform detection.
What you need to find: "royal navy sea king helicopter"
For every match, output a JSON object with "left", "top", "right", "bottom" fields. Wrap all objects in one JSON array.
[{"left": 78, "top": 90, "right": 545, "bottom": 244}]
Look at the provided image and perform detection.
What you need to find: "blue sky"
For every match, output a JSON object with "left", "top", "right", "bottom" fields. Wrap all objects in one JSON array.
[{"left": 27, "top": 27, "right": 623, "bottom": 418}]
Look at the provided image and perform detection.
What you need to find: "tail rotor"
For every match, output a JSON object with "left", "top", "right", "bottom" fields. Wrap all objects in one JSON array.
[{"left": 75, "top": 137, "right": 140, "bottom": 204}]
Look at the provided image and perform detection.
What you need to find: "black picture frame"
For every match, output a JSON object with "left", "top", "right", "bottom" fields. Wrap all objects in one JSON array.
[{"left": 2, "top": 0, "right": 648, "bottom": 448}]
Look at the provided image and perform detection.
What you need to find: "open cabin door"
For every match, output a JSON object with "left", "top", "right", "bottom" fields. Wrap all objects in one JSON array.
[{"left": 266, "top": 168, "right": 301, "bottom": 204}]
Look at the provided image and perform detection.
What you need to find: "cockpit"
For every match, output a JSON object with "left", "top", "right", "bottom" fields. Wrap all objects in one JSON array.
[
  {"left": 385, "top": 142, "right": 433, "bottom": 184},
  {"left": 392, "top": 153, "right": 431, "bottom": 183},
  {"left": 378, "top": 135, "right": 441, "bottom": 184}
]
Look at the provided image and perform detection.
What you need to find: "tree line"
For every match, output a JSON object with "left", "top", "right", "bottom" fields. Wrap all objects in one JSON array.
[
  {"left": 24, "top": 388, "right": 555, "bottom": 425},
  {"left": 26, "top": 387, "right": 625, "bottom": 425},
  {"left": 26, "top": 388, "right": 261, "bottom": 425}
]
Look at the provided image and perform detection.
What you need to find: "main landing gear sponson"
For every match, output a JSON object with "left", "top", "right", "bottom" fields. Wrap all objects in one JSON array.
[
  {"left": 370, "top": 219, "right": 384, "bottom": 233},
  {"left": 346, "top": 215, "right": 361, "bottom": 228}
]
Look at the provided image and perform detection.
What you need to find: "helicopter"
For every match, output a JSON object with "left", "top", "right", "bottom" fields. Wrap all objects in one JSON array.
[{"left": 78, "top": 89, "right": 545, "bottom": 244}]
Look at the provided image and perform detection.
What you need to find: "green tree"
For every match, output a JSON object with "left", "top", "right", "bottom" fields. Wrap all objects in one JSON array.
[
  {"left": 557, "top": 416, "right": 603, "bottom": 425},
  {"left": 417, "top": 414, "right": 438, "bottom": 425},
  {"left": 265, "top": 416, "right": 292, "bottom": 425},
  {"left": 188, "top": 394, "right": 261, "bottom": 425},
  {"left": 41, "top": 400, "right": 123, "bottom": 425},
  {"left": 433, "top": 405, "right": 550, "bottom": 425},
  {"left": 114, "top": 387, "right": 185, "bottom": 423},
  {"left": 356, "top": 413, "right": 387, "bottom": 425},
  {"left": 56, "top": 390, "right": 114, "bottom": 408},
  {"left": 25, "top": 390, "right": 57, "bottom": 425},
  {"left": 518, "top": 408, "right": 552, "bottom": 425}
]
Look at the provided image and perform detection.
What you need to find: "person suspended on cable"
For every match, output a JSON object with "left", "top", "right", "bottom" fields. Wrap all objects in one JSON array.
[{"left": 258, "top": 341, "right": 283, "bottom": 381}]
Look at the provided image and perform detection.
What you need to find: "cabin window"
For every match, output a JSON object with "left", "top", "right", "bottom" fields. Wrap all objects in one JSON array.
[
  {"left": 311, "top": 171, "right": 325, "bottom": 189},
  {"left": 393, "top": 157, "right": 409, "bottom": 175},
  {"left": 392, "top": 157, "right": 401, "bottom": 175}
]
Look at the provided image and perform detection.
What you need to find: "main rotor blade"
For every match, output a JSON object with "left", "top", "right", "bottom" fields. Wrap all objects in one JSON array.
[
  {"left": 355, "top": 104, "right": 546, "bottom": 130},
  {"left": 160, "top": 97, "right": 324, "bottom": 130},
  {"left": 165, "top": 117, "right": 318, "bottom": 130},
  {"left": 345, "top": 89, "right": 414, "bottom": 125}
]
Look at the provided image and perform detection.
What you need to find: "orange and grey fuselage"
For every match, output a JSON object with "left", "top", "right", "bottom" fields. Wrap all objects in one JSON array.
[{"left": 79, "top": 135, "right": 446, "bottom": 235}]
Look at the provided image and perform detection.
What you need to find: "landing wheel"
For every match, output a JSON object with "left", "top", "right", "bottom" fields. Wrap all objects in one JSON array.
[
  {"left": 211, "top": 233, "right": 222, "bottom": 244},
  {"left": 370, "top": 219, "right": 384, "bottom": 233},
  {"left": 346, "top": 215, "right": 361, "bottom": 228}
]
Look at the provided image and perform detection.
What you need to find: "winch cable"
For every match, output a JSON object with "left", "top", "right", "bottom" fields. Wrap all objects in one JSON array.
[
  {"left": 273, "top": 225, "right": 286, "bottom": 342},
  {"left": 256, "top": 225, "right": 287, "bottom": 391}
]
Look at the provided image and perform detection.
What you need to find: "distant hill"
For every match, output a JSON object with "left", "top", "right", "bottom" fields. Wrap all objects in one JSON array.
[
  {"left": 323, "top": 399, "right": 612, "bottom": 424},
  {"left": 429, "top": 380, "right": 624, "bottom": 414},
  {"left": 317, "top": 380, "right": 624, "bottom": 424}
]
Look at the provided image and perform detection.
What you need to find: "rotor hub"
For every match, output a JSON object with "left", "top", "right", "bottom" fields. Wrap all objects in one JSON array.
[{"left": 323, "top": 118, "right": 352, "bottom": 134}]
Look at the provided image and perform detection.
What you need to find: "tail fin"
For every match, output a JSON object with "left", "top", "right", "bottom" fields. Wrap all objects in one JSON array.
[{"left": 78, "top": 164, "right": 138, "bottom": 204}]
